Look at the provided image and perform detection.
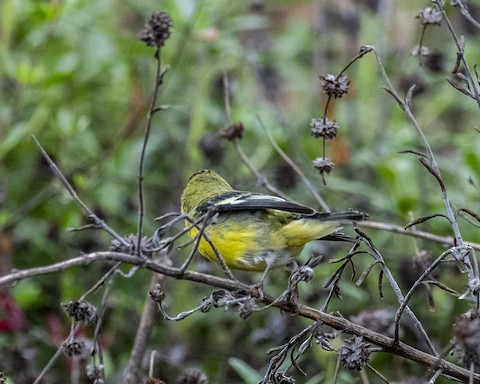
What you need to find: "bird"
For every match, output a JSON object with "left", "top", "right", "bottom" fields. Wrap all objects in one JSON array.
[{"left": 180, "top": 169, "right": 366, "bottom": 274}]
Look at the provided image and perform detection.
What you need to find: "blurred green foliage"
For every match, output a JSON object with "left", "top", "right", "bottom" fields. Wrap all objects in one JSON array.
[{"left": 1, "top": 0, "right": 480, "bottom": 383}]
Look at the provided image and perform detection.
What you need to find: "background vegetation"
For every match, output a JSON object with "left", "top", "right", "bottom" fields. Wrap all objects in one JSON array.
[{"left": 1, "top": 0, "right": 480, "bottom": 383}]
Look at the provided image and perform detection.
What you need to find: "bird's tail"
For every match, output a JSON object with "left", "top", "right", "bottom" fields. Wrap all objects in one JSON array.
[
  {"left": 311, "top": 211, "right": 368, "bottom": 222},
  {"left": 312, "top": 211, "right": 367, "bottom": 243}
]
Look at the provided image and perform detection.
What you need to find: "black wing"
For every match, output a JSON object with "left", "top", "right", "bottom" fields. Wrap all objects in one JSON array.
[
  {"left": 197, "top": 191, "right": 368, "bottom": 221},
  {"left": 199, "top": 191, "right": 316, "bottom": 215}
]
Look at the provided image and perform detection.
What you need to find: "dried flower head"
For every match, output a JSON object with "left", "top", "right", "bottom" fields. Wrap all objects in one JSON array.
[
  {"left": 63, "top": 300, "right": 97, "bottom": 324},
  {"left": 416, "top": 7, "right": 442, "bottom": 25},
  {"left": 139, "top": 11, "right": 172, "bottom": 47},
  {"left": 237, "top": 297, "right": 258, "bottom": 320},
  {"left": 219, "top": 122, "right": 244, "bottom": 141},
  {"left": 110, "top": 235, "right": 153, "bottom": 257},
  {"left": 290, "top": 265, "right": 314, "bottom": 285},
  {"left": 109, "top": 235, "right": 135, "bottom": 253},
  {"left": 150, "top": 283, "right": 166, "bottom": 303},
  {"left": 86, "top": 365, "right": 102, "bottom": 382},
  {"left": 339, "top": 336, "right": 371, "bottom": 371},
  {"left": 310, "top": 117, "right": 339, "bottom": 140},
  {"left": 209, "top": 290, "right": 230, "bottom": 308},
  {"left": 320, "top": 74, "right": 350, "bottom": 98},
  {"left": 452, "top": 310, "right": 480, "bottom": 370},
  {"left": 313, "top": 157, "right": 334, "bottom": 175},
  {"left": 62, "top": 338, "right": 86, "bottom": 358}
]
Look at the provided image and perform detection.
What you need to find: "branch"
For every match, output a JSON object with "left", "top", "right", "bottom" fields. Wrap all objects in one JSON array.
[
  {"left": 31, "top": 136, "right": 129, "bottom": 247},
  {"left": 136, "top": 49, "right": 168, "bottom": 255},
  {"left": 123, "top": 273, "right": 164, "bottom": 383},
  {"left": 432, "top": 0, "right": 480, "bottom": 108},
  {"left": 1, "top": 252, "right": 478, "bottom": 383},
  {"left": 357, "top": 220, "right": 480, "bottom": 251},
  {"left": 369, "top": 45, "right": 478, "bottom": 290}
]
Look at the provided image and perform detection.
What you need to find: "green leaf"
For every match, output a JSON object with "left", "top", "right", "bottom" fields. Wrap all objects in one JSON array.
[{"left": 228, "top": 357, "right": 262, "bottom": 384}]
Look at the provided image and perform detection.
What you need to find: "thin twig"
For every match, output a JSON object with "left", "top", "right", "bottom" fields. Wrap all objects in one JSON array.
[
  {"left": 357, "top": 220, "right": 480, "bottom": 250},
  {"left": 221, "top": 67, "right": 298, "bottom": 204},
  {"left": 366, "top": 363, "right": 390, "bottom": 384},
  {"left": 149, "top": 351, "right": 157, "bottom": 378},
  {"left": 393, "top": 249, "right": 452, "bottom": 342},
  {"left": 182, "top": 213, "right": 237, "bottom": 281},
  {"left": 90, "top": 273, "right": 115, "bottom": 382},
  {"left": 137, "top": 46, "right": 168, "bottom": 256},
  {"left": 33, "top": 323, "right": 83, "bottom": 384},
  {"left": 433, "top": 1, "right": 480, "bottom": 108},
  {"left": 370, "top": 45, "right": 478, "bottom": 290},
  {"left": 256, "top": 116, "right": 330, "bottom": 212},
  {"left": 79, "top": 262, "right": 120, "bottom": 301},
  {"left": 124, "top": 273, "right": 164, "bottom": 384},
  {"left": 31, "top": 135, "right": 128, "bottom": 246},
  {"left": 357, "top": 228, "right": 438, "bottom": 356},
  {"left": 232, "top": 140, "right": 297, "bottom": 203},
  {"left": 454, "top": 0, "right": 480, "bottom": 31},
  {"left": 1, "top": 184, "right": 57, "bottom": 232},
  {"left": 222, "top": 67, "right": 232, "bottom": 121}
]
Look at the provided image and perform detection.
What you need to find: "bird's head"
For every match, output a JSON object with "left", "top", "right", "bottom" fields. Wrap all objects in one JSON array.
[{"left": 181, "top": 169, "right": 234, "bottom": 214}]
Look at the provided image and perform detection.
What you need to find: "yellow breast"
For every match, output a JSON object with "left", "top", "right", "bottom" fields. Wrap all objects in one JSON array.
[{"left": 185, "top": 215, "right": 339, "bottom": 272}]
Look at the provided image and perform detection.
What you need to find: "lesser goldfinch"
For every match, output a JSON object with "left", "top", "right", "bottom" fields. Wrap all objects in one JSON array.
[{"left": 181, "top": 169, "right": 366, "bottom": 272}]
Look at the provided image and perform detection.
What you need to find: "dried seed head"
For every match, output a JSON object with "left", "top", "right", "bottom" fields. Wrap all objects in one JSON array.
[
  {"left": 86, "top": 365, "right": 102, "bottom": 382},
  {"left": 219, "top": 122, "right": 244, "bottom": 141},
  {"left": 416, "top": 7, "right": 442, "bottom": 25},
  {"left": 149, "top": 283, "right": 166, "bottom": 303},
  {"left": 109, "top": 235, "right": 153, "bottom": 257},
  {"left": 237, "top": 297, "right": 258, "bottom": 320},
  {"left": 291, "top": 265, "right": 314, "bottom": 284},
  {"left": 62, "top": 338, "right": 87, "bottom": 358},
  {"left": 339, "top": 336, "right": 371, "bottom": 371},
  {"left": 209, "top": 290, "right": 230, "bottom": 308},
  {"left": 452, "top": 310, "right": 480, "bottom": 370},
  {"left": 320, "top": 74, "right": 350, "bottom": 98},
  {"left": 63, "top": 300, "right": 97, "bottom": 324},
  {"left": 313, "top": 157, "right": 334, "bottom": 175},
  {"left": 109, "top": 235, "right": 136, "bottom": 254},
  {"left": 139, "top": 11, "right": 172, "bottom": 47},
  {"left": 310, "top": 117, "right": 339, "bottom": 140}
]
